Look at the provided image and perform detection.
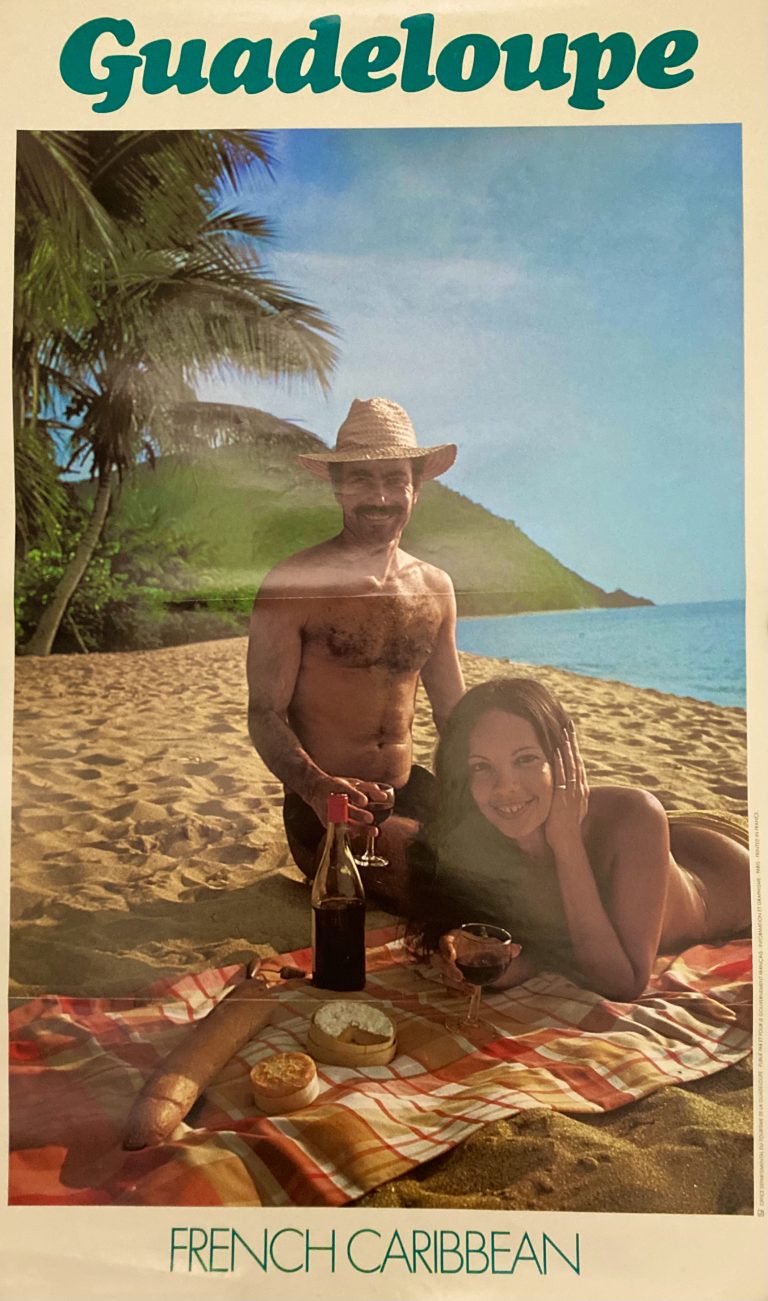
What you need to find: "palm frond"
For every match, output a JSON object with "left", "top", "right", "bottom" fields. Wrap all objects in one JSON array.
[
  {"left": 88, "top": 130, "right": 273, "bottom": 214},
  {"left": 14, "top": 424, "right": 67, "bottom": 553},
  {"left": 197, "top": 207, "right": 275, "bottom": 243},
  {"left": 16, "top": 132, "right": 117, "bottom": 257}
]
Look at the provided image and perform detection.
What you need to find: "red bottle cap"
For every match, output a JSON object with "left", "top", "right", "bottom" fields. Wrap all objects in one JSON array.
[{"left": 327, "top": 793, "right": 349, "bottom": 823}]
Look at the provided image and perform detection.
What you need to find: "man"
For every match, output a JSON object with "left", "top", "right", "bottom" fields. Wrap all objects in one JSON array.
[{"left": 247, "top": 397, "right": 465, "bottom": 910}]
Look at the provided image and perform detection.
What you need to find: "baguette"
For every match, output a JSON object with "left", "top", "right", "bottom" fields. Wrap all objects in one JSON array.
[{"left": 124, "top": 979, "right": 273, "bottom": 1149}]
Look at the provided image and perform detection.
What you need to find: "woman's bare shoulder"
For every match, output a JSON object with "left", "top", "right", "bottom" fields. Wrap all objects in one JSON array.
[{"left": 585, "top": 785, "right": 668, "bottom": 836}]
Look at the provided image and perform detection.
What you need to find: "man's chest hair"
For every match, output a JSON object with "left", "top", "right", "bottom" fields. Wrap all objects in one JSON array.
[{"left": 303, "top": 592, "right": 443, "bottom": 672}]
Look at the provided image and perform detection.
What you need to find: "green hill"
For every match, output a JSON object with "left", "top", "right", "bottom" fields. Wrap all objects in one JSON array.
[{"left": 100, "top": 420, "right": 650, "bottom": 618}]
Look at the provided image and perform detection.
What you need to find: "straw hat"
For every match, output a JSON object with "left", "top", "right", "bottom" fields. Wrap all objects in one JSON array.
[{"left": 297, "top": 398, "right": 457, "bottom": 480}]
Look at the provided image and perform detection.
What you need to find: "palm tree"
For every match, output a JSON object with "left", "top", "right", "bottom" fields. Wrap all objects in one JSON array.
[
  {"left": 14, "top": 132, "right": 118, "bottom": 555},
  {"left": 15, "top": 131, "right": 336, "bottom": 655}
]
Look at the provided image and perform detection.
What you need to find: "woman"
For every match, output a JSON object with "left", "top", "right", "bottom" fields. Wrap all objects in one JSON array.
[{"left": 408, "top": 677, "right": 751, "bottom": 1001}]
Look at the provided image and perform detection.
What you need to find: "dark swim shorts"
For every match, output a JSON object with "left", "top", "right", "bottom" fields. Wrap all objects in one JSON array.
[{"left": 282, "top": 764, "right": 436, "bottom": 867}]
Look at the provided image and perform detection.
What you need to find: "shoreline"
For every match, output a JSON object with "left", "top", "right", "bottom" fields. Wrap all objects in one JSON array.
[
  {"left": 459, "top": 656, "right": 747, "bottom": 714},
  {"left": 456, "top": 601, "right": 746, "bottom": 710}
]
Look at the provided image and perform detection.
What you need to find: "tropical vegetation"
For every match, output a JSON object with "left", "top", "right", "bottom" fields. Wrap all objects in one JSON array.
[{"left": 14, "top": 129, "right": 336, "bottom": 654}]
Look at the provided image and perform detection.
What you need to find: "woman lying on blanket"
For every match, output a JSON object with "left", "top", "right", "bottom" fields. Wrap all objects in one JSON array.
[{"left": 407, "top": 677, "right": 751, "bottom": 1001}]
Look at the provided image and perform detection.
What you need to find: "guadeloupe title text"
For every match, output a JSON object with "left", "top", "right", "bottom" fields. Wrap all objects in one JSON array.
[{"left": 60, "top": 14, "right": 699, "bottom": 114}]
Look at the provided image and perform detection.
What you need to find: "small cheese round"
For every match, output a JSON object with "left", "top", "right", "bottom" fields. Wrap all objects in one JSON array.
[
  {"left": 250, "top": 1052, "right": 319, "bottom": 1114},
  {"left": 312, "top": 1000, "right": 394, "bottom": 1042},
  {"left": 308, "top": 1001, "right": 397, "bottom": 1066}
]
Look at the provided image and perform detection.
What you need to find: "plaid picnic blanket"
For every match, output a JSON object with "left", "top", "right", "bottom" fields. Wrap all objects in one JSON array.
[{"left": 9, "top": 928, "right": 752, "bottom": 1207}]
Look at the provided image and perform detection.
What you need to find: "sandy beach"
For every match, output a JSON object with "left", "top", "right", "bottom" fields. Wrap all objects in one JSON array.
[{"left": 10, "top": 640, "right": 752, "bottom": 1213}]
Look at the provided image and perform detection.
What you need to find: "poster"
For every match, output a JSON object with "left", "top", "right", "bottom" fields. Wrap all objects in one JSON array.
[{"left": 2, "top": 1, "right": 767, "bottom": 1298}]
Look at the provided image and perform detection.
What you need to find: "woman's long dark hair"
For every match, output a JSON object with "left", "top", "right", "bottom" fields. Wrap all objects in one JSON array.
[{"left": 407, "top": 677, "right": 572, "bottom": 953}]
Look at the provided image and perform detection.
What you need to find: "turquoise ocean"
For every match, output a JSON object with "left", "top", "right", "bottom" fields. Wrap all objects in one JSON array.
[{"left": 456, "top": 599, "right": 746, "bottom": 709}]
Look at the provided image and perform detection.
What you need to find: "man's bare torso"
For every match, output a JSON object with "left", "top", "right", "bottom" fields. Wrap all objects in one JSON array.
[
  {"left": 260, "top": 538, "right": 449, "bottom": 787},
  {"left": 303, "top": 591, "right": 440, "bottom": 672}
]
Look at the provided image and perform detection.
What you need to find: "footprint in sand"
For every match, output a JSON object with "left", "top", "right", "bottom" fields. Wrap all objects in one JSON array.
[
  {"left": 712, "top": 780, "right": 748, "bottom": 800},
  {"left": 18, "top": 813, "right": 68, "bottom": 833},
  {"left": 615, "top": 765, "right": 660, "bottom": 785},
  {"left": 182, "top": 759, "right": 217, "bottom": 775},
  {"left": 12, "top": 895, "right": 46, "bottom": 921},
  {"left": 128, "top": 867, "right": 174, "bottom": 890},
  {"left": 124, "top": 834, "right": 157, "bottom": 854},
  {"left": 178, "top": 870, "right": 228, "bottom": 900},
  {"left": 724, "top": 727, "right": 746, "bottom": 742},
  {"left": 206, "top": 843, "right": 260, "bottom": 867},
  {"left": 155, "top": 777, "right": 194, "bottom": 793},
  {"left": 103, "top": 799, "right": 167, "bottom": 824},
  {"left": 100, "top": 880, "right": 129, "bottom": 896},
  {"left": 211, "top": 775, "right": 240, "bottom": 796},
  {"left": 156, "top": 821, "right": 227, "bottom": 856},
  {"left": 194, "top": 799, "right": 228, "bottom": 818}
]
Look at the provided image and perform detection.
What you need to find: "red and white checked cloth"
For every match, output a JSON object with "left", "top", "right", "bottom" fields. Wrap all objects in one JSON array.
[{"left": 9, "top": 928, "right": 752, "bottom": 1206}]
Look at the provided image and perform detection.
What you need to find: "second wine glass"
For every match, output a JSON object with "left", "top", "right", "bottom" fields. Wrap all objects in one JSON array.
[
  {"left": 355, "top": 784, "right": 395, "bottom": 870},
  {"left": 445, "top": 922, "right": 519, "bottom": 1038}
]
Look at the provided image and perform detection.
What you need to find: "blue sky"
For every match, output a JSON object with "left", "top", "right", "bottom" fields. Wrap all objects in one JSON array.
[{"left": 201, "top": 125, "right": 744, "bottom": 605}]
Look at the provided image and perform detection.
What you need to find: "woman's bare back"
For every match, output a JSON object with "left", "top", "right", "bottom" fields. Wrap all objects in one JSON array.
[
  {"left": 667, "top": 821, "right": 751, "bottom": 942},
  {"left": 583, "top": 787, "right": 751, "bottom": 953}
]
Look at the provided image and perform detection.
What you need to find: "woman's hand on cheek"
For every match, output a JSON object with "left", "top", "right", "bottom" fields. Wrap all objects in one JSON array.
[{"left": 544, "top": 723, "right": 590, "bottom": 853}]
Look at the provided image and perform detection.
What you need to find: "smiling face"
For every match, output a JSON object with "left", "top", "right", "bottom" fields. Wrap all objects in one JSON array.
[
  {"left": 467, "top": 709, "right": 554, "bottom": 852},
  {"left": 333, "top": 458, "right": 419, "bottom": 545}
]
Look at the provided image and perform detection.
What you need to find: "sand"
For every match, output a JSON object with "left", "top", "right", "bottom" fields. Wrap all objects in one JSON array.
[{"left": 10, "top": 640, "right": 752, "bottom": 1213}]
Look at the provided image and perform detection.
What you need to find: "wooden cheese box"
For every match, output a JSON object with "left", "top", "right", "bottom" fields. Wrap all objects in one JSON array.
[{"left": 307, "top": 1001, "right": 397, "bottom": 1067}]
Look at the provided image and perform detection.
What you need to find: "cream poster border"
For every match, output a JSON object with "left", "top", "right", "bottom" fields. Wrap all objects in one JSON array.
[{"left": 1, "top": 1, "right": 766, "bottom": 1298}]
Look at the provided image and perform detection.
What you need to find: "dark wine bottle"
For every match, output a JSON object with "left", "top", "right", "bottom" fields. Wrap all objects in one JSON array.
[{"left": 311, "top": 793, "right": 366, "bottom": 991}]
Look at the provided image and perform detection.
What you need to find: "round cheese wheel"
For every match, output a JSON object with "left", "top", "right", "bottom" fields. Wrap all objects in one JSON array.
[
  {"left": 307, "top": 1001, "right": 397, "bottom": 1067},
  {"left": 250, "top": 1052, "right": 319, "bottom": 1114}
]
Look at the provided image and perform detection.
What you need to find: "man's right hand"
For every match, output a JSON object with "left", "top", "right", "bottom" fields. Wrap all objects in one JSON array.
[{"left": 307, "top": 775, "right": 387, "bottom": 827}]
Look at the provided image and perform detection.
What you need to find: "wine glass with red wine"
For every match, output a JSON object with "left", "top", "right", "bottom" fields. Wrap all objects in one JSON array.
[
  {"left": 446, "top": 923, "right": 519, "bottom": 1037},
  {"left": 355, "top": 784, "right": 395, "bottom": 870}
]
